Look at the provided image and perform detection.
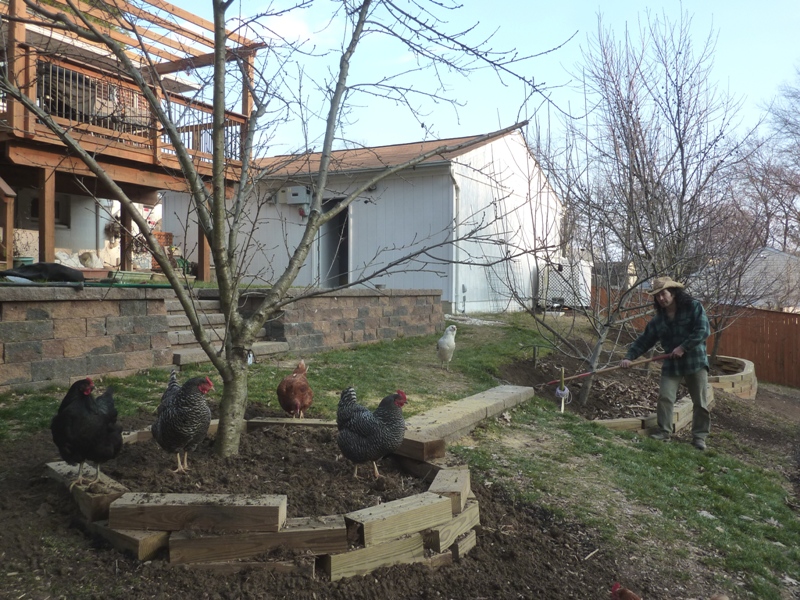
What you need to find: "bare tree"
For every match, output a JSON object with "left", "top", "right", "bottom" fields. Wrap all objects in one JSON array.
[
  {"left": 1, "top": 0, "right": 557, "bottom": 455},
  {"left": 518, "top": 10, "right": 751, "bottom": 403}
]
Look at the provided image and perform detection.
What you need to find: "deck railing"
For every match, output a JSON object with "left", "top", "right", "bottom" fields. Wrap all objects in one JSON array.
[{"left": 26, "top": 58, "right": 245, "bottom": 166}]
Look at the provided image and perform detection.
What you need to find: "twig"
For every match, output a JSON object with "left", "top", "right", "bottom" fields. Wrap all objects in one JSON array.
[{"left": 584, "top": 548, "right": 599, "bottom": 560}]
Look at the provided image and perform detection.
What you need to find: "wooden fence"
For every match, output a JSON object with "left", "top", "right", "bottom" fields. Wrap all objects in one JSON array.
[{"left": 708, "top": 307, "right": 800, "bottom": 388}]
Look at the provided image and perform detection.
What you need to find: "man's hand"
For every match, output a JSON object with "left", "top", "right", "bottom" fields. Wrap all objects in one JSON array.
[
  {"left": 671, "top": 345, "right": 685, "bottom": 358},
  {"left": 620, "top": 359, "right": 633, "bottom": 369}
]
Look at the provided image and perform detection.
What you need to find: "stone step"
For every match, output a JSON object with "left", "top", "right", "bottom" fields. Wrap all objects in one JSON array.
[
  {"left": 165, "top": 299, "right": 222, "bottom": 314},
  {"left": 173, "top": 341, "right": 290, "bottom": 366},
  {"left": 168, "top": 327, "right": 268, "bottom": 347},
  {"left": 167, "top": 313, "right": 227, "bottom": 329}
]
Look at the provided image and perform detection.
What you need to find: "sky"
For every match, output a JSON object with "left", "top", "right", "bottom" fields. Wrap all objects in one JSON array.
[{"left": 213, "top": 0, "right": 800, "bottom": 151}]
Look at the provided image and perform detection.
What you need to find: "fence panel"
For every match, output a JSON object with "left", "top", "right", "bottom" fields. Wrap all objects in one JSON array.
[{"left": 709, "top": 307, "right": 800, "bottom": 388}]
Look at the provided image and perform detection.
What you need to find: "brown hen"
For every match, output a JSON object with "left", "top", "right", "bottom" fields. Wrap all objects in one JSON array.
[
  {"left": 277, "top": 360, "right": 314, "bottom": 418},
  {"left": 610, "top": 582, "right": 642, "bottom": 600}
]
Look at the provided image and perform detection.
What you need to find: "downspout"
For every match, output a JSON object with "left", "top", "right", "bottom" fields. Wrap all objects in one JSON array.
[{"left": 449, "top": 169, "right": 465, "bottom": 313}]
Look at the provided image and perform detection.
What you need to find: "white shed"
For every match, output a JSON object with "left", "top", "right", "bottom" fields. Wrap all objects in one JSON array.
[{"left": 162, "top": 129, "right": 562, "bottom": 314}]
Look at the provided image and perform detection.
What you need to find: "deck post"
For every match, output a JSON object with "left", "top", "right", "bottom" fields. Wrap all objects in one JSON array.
[
  {"left": 197, "top": 221, "right": 211, "bottom": 281},
  {"left": 38, "top": 167, "right": 56, "bottom": 262},
  {"left": 0, "top": 177, "right": 16, "bottom": 270}
]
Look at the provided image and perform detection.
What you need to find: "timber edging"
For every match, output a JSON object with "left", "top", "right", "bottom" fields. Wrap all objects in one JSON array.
[
  {"left": 44, "top": 385, "right": 535, "bottom": 579},
  {"left": 594, "top": 355, "right": 756, "bottom": 433}
]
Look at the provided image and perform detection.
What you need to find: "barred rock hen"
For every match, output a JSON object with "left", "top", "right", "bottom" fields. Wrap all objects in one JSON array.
[
  {"left": 336, "top": 387, "right": 407, "bottom": 478},
  {"left": 277, "top": 359, "right": 313, "bottom": 418},
  {"left": 437, "top": 324, "right": 457, "bottom": 370},
  {"left": 152, "top": 372, "right": 214, "bottom": 473},
  {"left": 50, "top": 378, "right": 123, "bottom": 490}
]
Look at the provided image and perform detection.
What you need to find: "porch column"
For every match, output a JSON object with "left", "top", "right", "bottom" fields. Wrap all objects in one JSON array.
[
  {"left": 38, "top": 168, "right": 56, "bottom": 262},
  {"left": 0, "top": 176, "right": 16, "bottom": 271},
  {"left": 120, "top": 208, "right": 132, "bottom": 271},
  {"left": 197, "top": 221, "right": 210, "bottom": 281}
]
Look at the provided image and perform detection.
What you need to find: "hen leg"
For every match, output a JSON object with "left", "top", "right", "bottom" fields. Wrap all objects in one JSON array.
[
  {"left": 87, "top": 463, "right": 102, "bottom": 487},
  {"left": 171, "top": 452, "right": 187, "bottom": 474},
  {"left": 69, "top": 461, "right": 86, "bottom": 491},
  {"left": 372, "top": 461, "right": 381, "bottom": 479},
  {"left": 182, "top": 452, "right": 190, "bottom": 471}
]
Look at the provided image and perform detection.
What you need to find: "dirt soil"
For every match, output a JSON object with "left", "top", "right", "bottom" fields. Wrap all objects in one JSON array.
[{"left": 1, "top": 359, "right": 799, "bottom": 600}]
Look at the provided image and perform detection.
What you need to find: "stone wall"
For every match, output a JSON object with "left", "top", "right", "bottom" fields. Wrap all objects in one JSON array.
[
  {"left": 227, "top": 288, "right": 444, "bottom": 352},
  {"left": 0, "top": 287, "right": 173, "bottom": 392}
]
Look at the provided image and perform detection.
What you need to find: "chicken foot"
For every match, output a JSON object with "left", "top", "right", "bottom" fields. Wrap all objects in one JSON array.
[
  {"left": 171, "top": 452, "right": 191, "bottom": 474},
  {"left": 69, "top": 461, "right": 87, "bottom": 491}
]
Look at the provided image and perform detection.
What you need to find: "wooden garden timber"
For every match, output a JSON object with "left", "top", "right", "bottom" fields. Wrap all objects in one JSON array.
[
  {"left": 345, "top": 492, "right": 453, "bottom": 547},
  {"left": 108, "top": 492, "right": 288, "bottom": 532},
  {"left": 423, "top": 500, "right": 480, "bottom": 553},
  {"left": 88, "top": 520, "right": 169, "bottom": 561},
  {"left": 427, "top": 468, "right": 471, "bottom": 514},
  {"left": 1, "top": 0, "right": 257, "bottom": 278},
  {"left": 45, "top": 461, "right": 129, "bottom": 522},
  {"left": 168, "top": 515, "right": 349, "bottom": 564},
  {"left": 322, "top": 533, "right": 427, "bottom": 582}
]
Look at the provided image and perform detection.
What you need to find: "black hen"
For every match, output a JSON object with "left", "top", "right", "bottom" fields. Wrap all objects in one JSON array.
[
  {"left": 336, "top": 387, "right": 407, "bottom": 478},
  {"left": 151, "top": 372, "right": 214, "bottom": 473},
  {"left": 50, "top": 378, "right": 123, "bottom": 489}
]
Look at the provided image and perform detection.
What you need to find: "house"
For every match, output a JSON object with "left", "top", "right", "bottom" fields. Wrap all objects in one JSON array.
[
  {"left": 162, "top": 129, "right": 563, "bottom": 313},
  {"left": 739, "top": 247, "right": 800, "bottom": 312},
  {"left": 0, "top": 0, "right": 256, "bottom": 273}
]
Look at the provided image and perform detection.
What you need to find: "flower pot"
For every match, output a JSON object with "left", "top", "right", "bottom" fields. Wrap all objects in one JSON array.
[{"left": 13, "top": 256, "right": 34, "bottom": 268}]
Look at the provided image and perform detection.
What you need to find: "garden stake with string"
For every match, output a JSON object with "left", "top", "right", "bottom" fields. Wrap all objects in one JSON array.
[{"left": 542, "top": 354, "right": 672, "bottom": 406}]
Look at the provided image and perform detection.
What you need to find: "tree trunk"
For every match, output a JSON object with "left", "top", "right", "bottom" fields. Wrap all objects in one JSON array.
[{"left": 214, "top": 353, "right": 249, "bottom": 457}]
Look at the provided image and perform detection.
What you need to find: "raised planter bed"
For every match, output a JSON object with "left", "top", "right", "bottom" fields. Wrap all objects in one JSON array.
[
  {"left": 43, "top": 386, "right": 541, "bottom": 579},
  {"left": 709, "top": 355, "right": 757, "bottom": 400}
]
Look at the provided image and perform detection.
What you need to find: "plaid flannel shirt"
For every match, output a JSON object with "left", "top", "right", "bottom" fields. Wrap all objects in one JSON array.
[{"left": 625, "top": 298, "right": 710, "bottom": 377}]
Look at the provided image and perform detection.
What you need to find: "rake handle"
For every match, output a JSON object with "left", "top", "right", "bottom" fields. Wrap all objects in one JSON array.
[{"left": 544, "top": 353, "right": 671, "bottom": 386}]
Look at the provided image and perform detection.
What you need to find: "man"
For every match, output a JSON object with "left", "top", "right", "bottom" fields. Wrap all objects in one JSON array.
[{"left": 620, "top": 276, "right": 711, "bottom": 450}]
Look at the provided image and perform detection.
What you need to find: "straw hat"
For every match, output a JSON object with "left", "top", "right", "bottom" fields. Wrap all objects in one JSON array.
[{"left": 648, "top": 276, "right": 685, "bottom": 295}]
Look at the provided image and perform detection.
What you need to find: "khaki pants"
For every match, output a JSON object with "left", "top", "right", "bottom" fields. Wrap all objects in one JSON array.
[{"left": 656, "top": 368, "right": 710, "bottom": 439}]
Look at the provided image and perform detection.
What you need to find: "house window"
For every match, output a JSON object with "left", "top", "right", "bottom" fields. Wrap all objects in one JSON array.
[{"left": 30, "top": 196, "right": 71, "bottom": 227}]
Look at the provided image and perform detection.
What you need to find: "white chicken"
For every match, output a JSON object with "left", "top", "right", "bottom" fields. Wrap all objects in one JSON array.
[{"left": 436, "top": 324, "right": 457, "bottom": 370}]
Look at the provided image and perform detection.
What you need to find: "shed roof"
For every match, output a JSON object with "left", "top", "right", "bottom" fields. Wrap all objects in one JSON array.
[{"left": 256, "top": 129, "right": 521, "bottom": 180}]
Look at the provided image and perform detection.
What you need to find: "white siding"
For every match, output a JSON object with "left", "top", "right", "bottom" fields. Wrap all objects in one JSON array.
[
  {"left": 341, "top": 167, "right": 454, "bottom": 292},
  {"left": 449, "top": 131, "right": 562, "bottom": 312},
  {"left": 161, "top": 130, "right": 563, "bottom": 313}
]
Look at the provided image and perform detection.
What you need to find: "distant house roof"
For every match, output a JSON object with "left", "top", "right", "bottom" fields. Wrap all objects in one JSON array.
[{"left": 255, "top": 129, "right": 521, "bottom": 180}]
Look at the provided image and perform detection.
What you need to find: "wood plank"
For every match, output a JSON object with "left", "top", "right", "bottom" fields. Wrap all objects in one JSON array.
[
  {"left": 428, "top": 468, "right": 471, "bottom": 514},
  {"left": 46, "top": 462, "right": 129, "bottom": 522},
  {"left": 452, "top": 529, "right": 477, "bottom": 561},
  {"left": 425, "top": 550, "right": 454, "bottom": 570},
  {"left": 345, "top": 492, "right": 453, "bottom": 547},
  {"left": 246, "top": 418, "right": 337, "bottom": 431},
  {"left": 395, "top": 431, "right": 446, "bottom": 461},
  {"left": 594, "top": 417, "right": 643, "bottom": 431},
  {"left": 423, "top": 500, "right": 480, "bottom": 553},
  {"left": 168, "top": 515, "right": 348, "bottom": 564},
  {"left": 87, "top": 520, "right": 169, "bottom": 561},
  {"left": 171, "top": 559, "right": 315, "bottom": 576},
  {"left": 396, "top": 456, "right": 447, "bottom": 483},
  {"left": 322, "top": 532, "right": 426, "bottom": 582},
  {"left": 108, "top": 492, "right": 287, "bottom": 532}
]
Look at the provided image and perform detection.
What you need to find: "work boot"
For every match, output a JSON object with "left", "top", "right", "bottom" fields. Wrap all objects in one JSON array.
[
  {"left": 692, "top": 438, "right": 707, "bottom": 451},
  {"left": 649, "top": 431, "right": 670, "bottom": 442}
]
